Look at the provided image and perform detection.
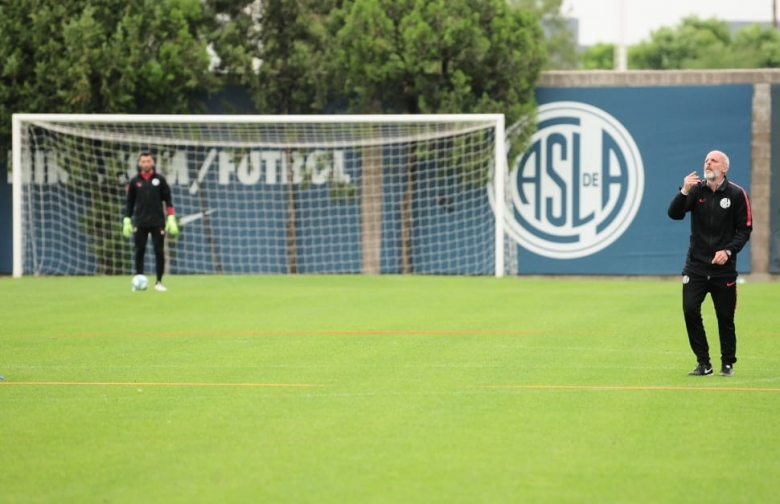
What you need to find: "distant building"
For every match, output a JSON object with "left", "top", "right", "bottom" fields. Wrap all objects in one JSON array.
[{"left": 729, "top": 21, "right": 774, "bottom": 35}]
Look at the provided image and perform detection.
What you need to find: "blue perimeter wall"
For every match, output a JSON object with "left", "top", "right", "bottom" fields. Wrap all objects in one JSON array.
[{"left": 0, "top": 84, "right": 761, "bottom": 275}]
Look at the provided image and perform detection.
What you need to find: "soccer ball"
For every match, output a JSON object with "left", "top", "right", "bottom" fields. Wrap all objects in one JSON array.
[{"left": 131, "top": 274, "right": 149, "bottom": 291}]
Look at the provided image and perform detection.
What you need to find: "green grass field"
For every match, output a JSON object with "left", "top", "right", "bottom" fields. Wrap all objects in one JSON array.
[{"left": 1, "top": 275, "right": 779, "bottom": 504}]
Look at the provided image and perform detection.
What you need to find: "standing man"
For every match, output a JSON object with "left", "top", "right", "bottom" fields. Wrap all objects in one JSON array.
[
  {"left": 123, "top": 151, "right": 179, "bottom": 291},
  {"left": 668, "top": 150, "right": 752, "bottom": 377}
]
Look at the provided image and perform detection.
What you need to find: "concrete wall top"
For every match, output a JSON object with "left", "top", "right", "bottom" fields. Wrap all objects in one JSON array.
[{"left": 540, "top": 69, "right": 780, "bottom": 87}]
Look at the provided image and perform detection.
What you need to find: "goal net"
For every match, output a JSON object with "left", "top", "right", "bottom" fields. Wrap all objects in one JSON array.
[{"left": 11, "top": 114, "right": 514, "bottom": 277}]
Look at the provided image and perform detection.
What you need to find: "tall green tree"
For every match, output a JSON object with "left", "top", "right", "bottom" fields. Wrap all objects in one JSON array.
[
  {"left": 326, "top": 0, "right": 546, "bottom": 271},
  {"left": 0, "top": 0, "right": 218, "bottom": 136},
  {"left": 629, "top": 16, "right": 732, "bottom": 69},
  {"left": 208, "top": 1, "right": 546, "bottom": 273},
  {"left": 206, "top": 0, "right": 333, "bottom": 114},
  {"left": 206, "top": 0, "right": 338, "bottom": 272},
  {"left": 580, "top": 42, "right": 615, "bottom": 70},
  {"left": 730, "top": 24, "right": 780, "bottom": 68},
  {"left": 0, "top": 0, "right": 218, "bottom": 274},
  {"left": 327, "top": 0, "right": 544, "bottom": 123},
  {"left": 628, "top": 17, "right": 780, "bottom": 70}
]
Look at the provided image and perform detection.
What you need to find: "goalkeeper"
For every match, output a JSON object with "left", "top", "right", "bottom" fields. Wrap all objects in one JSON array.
[{"left": 122, "top": 151, "right": 179, "bottom": 291}]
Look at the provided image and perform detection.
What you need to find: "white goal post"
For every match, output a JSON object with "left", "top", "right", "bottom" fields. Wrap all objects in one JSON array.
[{"left": 11, "top": 113, "right": 514, "bottom": 278}]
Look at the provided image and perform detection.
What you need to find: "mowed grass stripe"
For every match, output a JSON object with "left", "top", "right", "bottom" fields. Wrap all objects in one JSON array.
[
  {"left": 0, "top": 381, "right": 319, "bottom": 387},
  {"left": 480, "top": 384, "right": 780, "bottom": 392},
  {"left": 10, "top": 329, "right": 615, "bottom": 338},
  {"left": 3, "top": 381, "right": 780, "bottom": 392}
]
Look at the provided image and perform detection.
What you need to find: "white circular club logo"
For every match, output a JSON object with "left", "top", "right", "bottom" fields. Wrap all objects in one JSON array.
[{"left": 506, "top": 101, "right": 645, "bottom": 259}]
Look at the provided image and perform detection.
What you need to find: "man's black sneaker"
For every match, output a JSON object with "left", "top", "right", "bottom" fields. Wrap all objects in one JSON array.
[
  {"left": 688, "top": 363, "right": 713, "bottom": 376},
  {"left": 720, "top": 365, "right": 734, "bottom": 377}
]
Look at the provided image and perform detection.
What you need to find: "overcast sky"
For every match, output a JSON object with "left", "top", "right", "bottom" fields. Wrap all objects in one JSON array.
[{"left": 562, "top": 0, "right": 775, "bottom": 46}]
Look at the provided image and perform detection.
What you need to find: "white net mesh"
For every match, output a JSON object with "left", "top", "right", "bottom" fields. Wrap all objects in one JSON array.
[{"left": 14, "top": 115, "right": 513, "bottom": 276}]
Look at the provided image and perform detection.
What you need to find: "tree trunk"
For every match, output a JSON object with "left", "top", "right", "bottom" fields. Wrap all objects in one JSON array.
[
  {"left": 400, "top": 144, "right": 416, "bottom": 273},
  {"left": 198, "top": 186, "right": 223, "bottom": 273},
  {"left": 361, "top": 145, "right": 382, "bottom": 274},
  {"left": 285, "top": 148, "right": 298, "bottom": 274}
]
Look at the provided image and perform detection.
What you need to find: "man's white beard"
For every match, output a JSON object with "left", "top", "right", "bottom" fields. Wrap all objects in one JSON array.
[{"left": 704, "top": 170, "right": 718, "bottom": 181}]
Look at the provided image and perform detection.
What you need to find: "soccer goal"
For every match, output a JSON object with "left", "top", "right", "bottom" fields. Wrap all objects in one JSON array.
[{"left": 11, "top": 114, "right": 514, "bottom": 278}]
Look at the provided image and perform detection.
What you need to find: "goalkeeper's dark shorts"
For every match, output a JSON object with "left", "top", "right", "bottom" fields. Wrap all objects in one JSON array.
[{"left": 134, "top": 225, "right": 165, "bottom": 247}]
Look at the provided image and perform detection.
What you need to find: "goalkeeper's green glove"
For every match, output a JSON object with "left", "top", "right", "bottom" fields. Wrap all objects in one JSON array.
[
  {"left": 122, "top": 217, "right": 133, "bottom": 238},
  {"left": 165, "top": 215, "right": 179, "bottom": 237}
]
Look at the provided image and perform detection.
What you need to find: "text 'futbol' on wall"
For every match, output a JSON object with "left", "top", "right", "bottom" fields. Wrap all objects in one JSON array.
[{"left": 11, "top": 149, "right": 353, "bottom": 189}]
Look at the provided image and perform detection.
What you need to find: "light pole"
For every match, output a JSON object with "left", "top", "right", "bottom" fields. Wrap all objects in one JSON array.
[{"left": 615, "top": 0, "right": 627, "bottom": 70}]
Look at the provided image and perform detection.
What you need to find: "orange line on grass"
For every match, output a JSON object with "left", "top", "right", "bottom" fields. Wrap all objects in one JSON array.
[
  {"left": 482, "top": 384, "right": 780, "bottom": 392},
  {"left": 46, "top": 329, "right": 610, "bottom": 338},
  {"left": 0, "top": 381, "right": 320, "bottom": 388}
]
